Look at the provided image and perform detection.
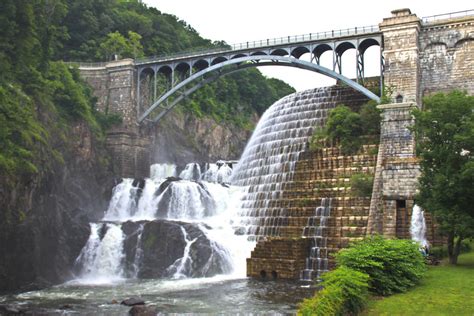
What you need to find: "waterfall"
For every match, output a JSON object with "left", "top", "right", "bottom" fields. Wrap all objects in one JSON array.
[
  {"left": 202, "top": 162, "right": 233, "bottom": 184},
  {"left": 75, "top": 162, "right": 255, "bottom": 283},
  {"left": 150, "top": 163, "right": 177, "bottom": 179},
  {"left": 231, "top": 87, "right": 347, "bottom": 240},
  {"left": 180, "top": 163, "right": 202, "bottom": 181},
  {"left": 75, "top": 223, "right": 126, "bottom": 283},
  {"left": 301, "top": 198, "right": 332, "bottom": 281},
  {"left": 410, "top": 204, "right": 429, "bottom": 248}
]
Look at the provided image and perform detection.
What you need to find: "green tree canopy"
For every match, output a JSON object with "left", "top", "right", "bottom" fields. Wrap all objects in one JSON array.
[{"left": 412, "top": 91, "right": 474, "bottom": 264}]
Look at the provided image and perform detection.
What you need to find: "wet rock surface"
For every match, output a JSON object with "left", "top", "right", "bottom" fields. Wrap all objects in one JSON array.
[
  {"left": 121, "top": 297, "right": 145, "bottom": 306},
  {"left": 121, "top": 219, "right": 230, "bottom": 278}
]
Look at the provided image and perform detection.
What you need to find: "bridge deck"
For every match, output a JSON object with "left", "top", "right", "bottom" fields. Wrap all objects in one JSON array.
[{"left": 135, "top": 25, "right": 380, "bottom": 66}]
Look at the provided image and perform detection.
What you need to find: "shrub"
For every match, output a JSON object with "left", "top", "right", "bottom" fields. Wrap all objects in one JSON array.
[
  {"left": 309, "top": 102, "right": 381, "bottom": 154},
  {"left": 350, "top": 173, "right": 374, "bottom": 197},
  {"left": 299, "top": 267, "right": 369, "bottom": 316},
  {"left": 336, "top": 236, "right": 426, "bottom": 296}
]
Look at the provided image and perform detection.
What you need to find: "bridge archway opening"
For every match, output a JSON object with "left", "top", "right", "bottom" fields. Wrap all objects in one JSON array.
[
  {"left": 360, "top": 45, "right": 382, "bottom": 81},
  {"left": 138, "top": 67, "right": 156, "bottom": 109},
  {"left": 211, "top": 56, "right": 228, "bottom": 65},
  {"left": 270, "top": 48, "right": 290, "bottom": 56},
  {"left": 193, "top": 59, "right": 209, "bottom": 72},
  {"left": 250, "top": 51, "right": 267, "bottom": 56},
  {"left": 291, "top": 46, "right": 310, "bottom": 59}
]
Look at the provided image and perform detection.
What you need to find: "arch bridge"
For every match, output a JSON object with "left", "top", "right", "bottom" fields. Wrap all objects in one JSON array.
[{"left": 135, "top": 25, "right": 383, "bottom": 124}]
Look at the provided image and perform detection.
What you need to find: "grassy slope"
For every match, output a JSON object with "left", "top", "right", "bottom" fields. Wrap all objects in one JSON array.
[{"left": 364, "top": 250, "right": 474, "bottom": 316}]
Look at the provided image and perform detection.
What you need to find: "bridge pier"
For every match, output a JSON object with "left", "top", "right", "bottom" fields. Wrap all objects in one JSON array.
[{"left": 78, "top": 59, "right": 151, "bottom": 178}]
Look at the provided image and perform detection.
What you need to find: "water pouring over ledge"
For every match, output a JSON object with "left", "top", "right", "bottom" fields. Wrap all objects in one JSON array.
[
  {"left": 73, "top": 161, "right": 254, "bottom": 283},
  {"left": 410, "top": 204, "right": 429, "bottom": 249}
]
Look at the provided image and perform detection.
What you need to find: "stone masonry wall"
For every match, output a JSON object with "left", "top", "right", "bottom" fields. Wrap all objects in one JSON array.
[
  {"left": 419, "top": 16, "right": 474, "bottom": 96},
  {"left": 380, "top": 9, "right": 422, "bottom": 104},
  {"left": 78, "top": 59, "right": 151, "bottom": 178}
]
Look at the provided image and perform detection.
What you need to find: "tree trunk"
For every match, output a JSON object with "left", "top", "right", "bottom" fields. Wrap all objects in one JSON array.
[{"left": 447, "top": 232, "right": 463, "bottom": 265}]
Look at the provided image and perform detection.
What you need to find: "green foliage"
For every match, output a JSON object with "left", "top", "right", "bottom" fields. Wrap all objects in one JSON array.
[
  {"left": 430, "top": 239, "right": 472, "bottom": 259},
  {"left": 412, "top": 91, "right": 474, "bottom": 264},
  {"left": 359, "top": 101, "right": 382, "bottom": 136},
  {"left": 182, "top": 69, "right": 295, "bottom": 126},
  {"left": 98, "top": 31, "right": 144, "bottom": 60},
  {"left": 365, "top": 247, "right": 474, "bottom": 315},
  {"left": 0, "top": 84, "right": 46, "bottom": 175},
  {"left": 350, "top": 173, "right": 374, "bottom": 197},
  {"left": 336, "top": 236, "right": 426, "bottom": 296},
  {"left": 299, "top": 267, "right": 369, "bottom": 316},
  {"left": 310, "top": 102, "right": 381, "bottom": 154}
]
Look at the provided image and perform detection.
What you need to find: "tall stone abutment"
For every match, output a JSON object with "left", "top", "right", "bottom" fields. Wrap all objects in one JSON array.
[
  {"left": 78, "top": 59, "right": 151, "bottom": 178},
  {"left": 368, "top": 8, "right": 473, "bottom": 237}
]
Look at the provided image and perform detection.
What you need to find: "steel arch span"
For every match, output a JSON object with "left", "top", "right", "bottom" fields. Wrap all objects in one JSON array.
[{"left": 138, "top": 55, "right": 381, "bottom": 124}]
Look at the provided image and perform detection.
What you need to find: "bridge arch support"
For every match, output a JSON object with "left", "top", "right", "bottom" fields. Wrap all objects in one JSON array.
[{"left": 138, "top": 55, "right": 381, "bottom": 124}]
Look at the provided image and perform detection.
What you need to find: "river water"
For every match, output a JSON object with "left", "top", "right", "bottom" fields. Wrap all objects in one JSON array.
[{"left": 0, "top": 277, "right": 313, "bottom": 314}]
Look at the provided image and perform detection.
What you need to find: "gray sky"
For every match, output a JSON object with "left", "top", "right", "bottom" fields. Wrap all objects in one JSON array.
[{"left": 143, "top": 0, "right": 471, "bottom": 91}]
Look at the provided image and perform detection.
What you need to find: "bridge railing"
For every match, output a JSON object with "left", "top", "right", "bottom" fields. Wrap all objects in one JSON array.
[
  {"left": 230, "top": 24, "right": 379, "bottom": 50},
  {"left": 136, "top": 24, "right": 379, "bottom": 65},
  {"left": 422, "top": 9, "right": 474, "bottom": 23}
]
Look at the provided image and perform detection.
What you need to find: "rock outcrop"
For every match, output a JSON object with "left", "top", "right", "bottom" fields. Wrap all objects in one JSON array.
[{"left": 0, "top": 122, "right": 114, "bottom": 293}]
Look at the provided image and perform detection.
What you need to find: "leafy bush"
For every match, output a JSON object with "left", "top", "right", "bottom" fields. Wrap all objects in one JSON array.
[
  {"left": 336, "top": 236, "right": 426, "bottom": 296},
  {"left": 310, "top": 102, "right": 381, "bottom": 154},
  {"left": 350, "top": 173, "right": 374, "bottom": 197},
  {"left": 299, "top": 267, "right": 369, "bottom": 316}
]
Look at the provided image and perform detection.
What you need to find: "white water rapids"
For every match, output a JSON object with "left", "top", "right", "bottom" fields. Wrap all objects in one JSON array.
[{"left": 74, "top": 161, "right": 255, "bottom": 284}]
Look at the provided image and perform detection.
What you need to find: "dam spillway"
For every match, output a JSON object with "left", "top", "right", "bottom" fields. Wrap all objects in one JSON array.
[{"left": 231, "top": 85, "right": 378, "bottom": 279}]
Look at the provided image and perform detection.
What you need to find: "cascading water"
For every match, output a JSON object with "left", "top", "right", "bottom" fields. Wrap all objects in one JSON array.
[
  {"left": 410, "top": 204, "right": 429, "bottom": 248},
  {"left": 232, "top": 87, "right": 356, "bottom": 240},
  {"left": 74, "top": 162, "right": 255, "bottom": 283},
  {"left": 301, "top": 198, "right": 332, "bottom": 281}
]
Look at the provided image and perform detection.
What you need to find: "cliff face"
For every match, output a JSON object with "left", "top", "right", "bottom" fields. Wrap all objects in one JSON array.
[
  {"left": 0, "top": 122, "right": 114, "bottom": 293},
  {"left": 150, "top": 111, "right": 256, "bottom": 167}
]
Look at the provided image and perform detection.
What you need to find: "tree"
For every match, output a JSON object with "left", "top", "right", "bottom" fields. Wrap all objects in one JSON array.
[
  {"left": 97, "top": 31, "right": 144, "bottom": 60},
  {"left": 412, "top": 91, "right": 474, "bottom": 264}
]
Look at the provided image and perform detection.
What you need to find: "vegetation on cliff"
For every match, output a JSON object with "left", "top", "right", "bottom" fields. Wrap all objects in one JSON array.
[
  {"left": 412, "top": 91, "right": 474, "bottom": 265},
  {"left": 0, "top": 1, "right": 114, "bottom": 226}
]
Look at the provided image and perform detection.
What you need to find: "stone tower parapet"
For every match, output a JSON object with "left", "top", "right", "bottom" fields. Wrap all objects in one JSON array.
[{"left": 380, "top": 9, "right": 422, "bottom": 104}]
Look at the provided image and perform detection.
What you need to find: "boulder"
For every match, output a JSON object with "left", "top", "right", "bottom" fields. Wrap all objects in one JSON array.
[
  {"left": 121, "top": 297, "right": 145, "bottom": 306},
  {"left": 129, "top": 305, "right": 157, "bottom": 316}
]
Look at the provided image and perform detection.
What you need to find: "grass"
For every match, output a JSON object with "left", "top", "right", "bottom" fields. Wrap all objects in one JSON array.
[{"left": 364, "top": 250, "right": 474, "bottom": 316}]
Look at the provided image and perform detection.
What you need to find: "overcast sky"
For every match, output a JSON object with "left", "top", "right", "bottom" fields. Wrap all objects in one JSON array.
[{"left": 143, "top": 0, "right": 471, "bottom": 91}]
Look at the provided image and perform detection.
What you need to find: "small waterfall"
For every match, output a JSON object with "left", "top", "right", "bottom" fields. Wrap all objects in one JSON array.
[
  {"left": 75, "top": 162, "right": 254, "bottom": 283},
  {"left": 180, "top": 163, "right": 202, "bottom": 181},
  {"left": 410, "top": 204, "right": 428, "bottom": 248},
  {"left": 75, "top": 223, "right": 126, "bottom": 282},
  {"left": 150, "top": 163, "right": 177, "bottom": 179},
  {"left": 201, "top": 162, "right": 233, "bottom": 183},
  {"left": 166, "top": 226, "right": 198, "bottom": 279},
  {"left": 301, "top": 198, "right": 332, "bottom": 281},
  {"left": 132, "top": 224, "right": 145, "bottom": 278}
]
